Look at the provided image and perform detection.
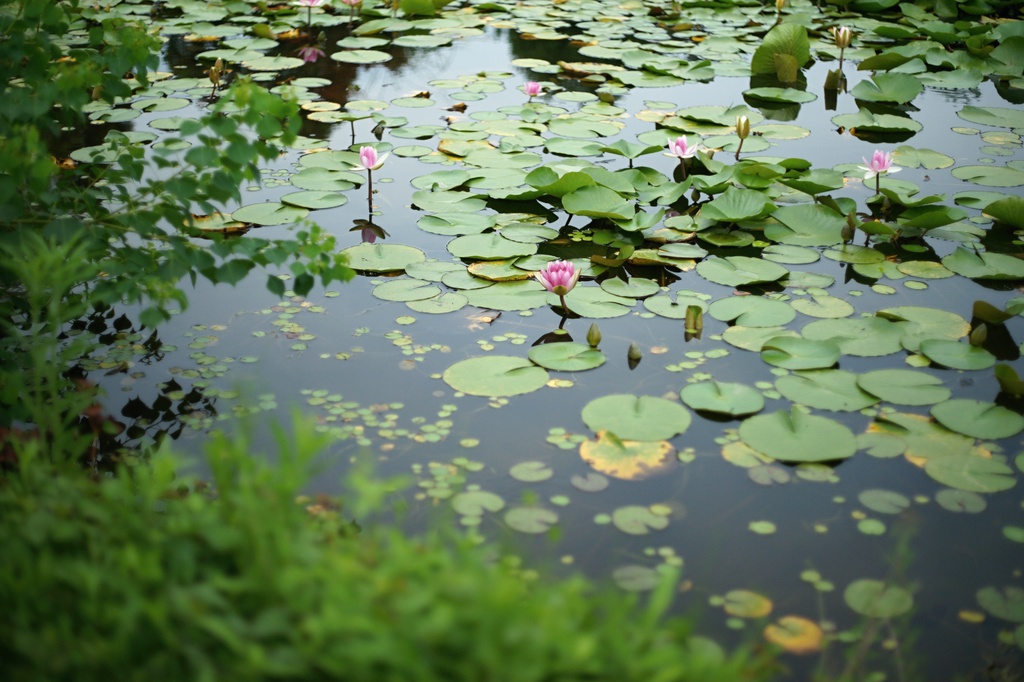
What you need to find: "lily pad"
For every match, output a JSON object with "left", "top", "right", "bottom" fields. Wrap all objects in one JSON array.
[
  {"left": 857, "top": 369, "right": 951, "bottom": 406},
  {"left": 925, "top": 454, "right": 1017, "bottom": 493},
  {"left": 697, "top": 257, "right": 789, "bottom": 288},
  {"left": 612, "top": 505, "right": 670, "bottom": 535},
  {"left": 775, "top": 370, "right": 879, "bottom": 412},
  {"left": 739, "top": 408, "right": 856, "bottom": 462},
  {"left": 761, "top": 337, "right": 840, "bottom": 370},
  {"left": 930, "top": 399, "right": 1024, "bottom": 440},
  {"left": 528, "top": 342, "right": 606, "bottom": 372},
  {"left": 763, "top": 616, "right": 823, "bottom": 655},
  {"left": 581, "top": 394, "right": 691, "bottom": 442},
  {"left": 442, "top": 355, "right": 549, "bottom": 397},
  {"left": 504, "top": 507, "right": 558, "bottom": 534},
  {"left": 680, "top": 381, "right": 764, "bottom": 417},
  {"left": 844, "top": 579, "right": 913, "bottom": 618},
  {"left": 340, "top": 243, "right": 427, "bottom": 273},
  {"left": 579, "top": 431, "right": 675, "bottom": 481}
]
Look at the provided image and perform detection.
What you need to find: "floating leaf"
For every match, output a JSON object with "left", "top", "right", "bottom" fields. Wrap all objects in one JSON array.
[
  {"left": 919, "top": 339, "right": 996, "bottom": 371},
  {"left": 612, "top": 565, "right": 662, "bottom": 592},
  {"left": 680, "top": 381, "right": 764, "bottom": 417},
  {"left": 509, "top": 461, "right": 554, "bottom": 483},
  {"left": 925, "top": 454, "right": 1017, "bottom": 493},
  {"left": 340, "top": 243, "right": 427, "bottom": 273},
  {"left": 528, "top": 342, "right": 606, "bottom": 371},
  {"left": 857, "top": 369, "right": 950, "bottom": 406},
  {"left": 571, "top": 472, "right": 609, "bottom": 492},
  {"left": 612, "top": 505, "right": 669, "bottom": 535},
  {"left": 451, "top": 490, "right": 505, "bottom": 516},
  {"left": 775, "top": 370, "right": 878, "bottom": 412},
  {"left": 764, "top": 616, "right": 823, "bottom": 655},
  {"left": 442, "top": 355, "right": 549, "bottom": 397},
  {"left": 697, "top": 257, "right": 788, "bottom": 288},
  {"left": 231, "top": 202, "right": 308, "bottom": 226},
  {"left": 935, "top": 489, "right": 987, "bottom": 513},
  {"left": 844, "top": 579, "right": 913, "bottom": 618},
  {"left": 977, "top": 586, "right": 1024, "bottom": 623},
  {"left": 504, "top": 507, "right": 558, "bottom": 534},
  {"left": 739, "top": 408, "right": 856, "bottom": 463},
  {"left": 709, "top": 296, "right": 795, "bottom": 327},
  {"left": 930, "top": 399, "right": 1024, "bottom": 440},
  {"left": 941, "top": 248, "right": 1024, "bottom": 280},
  {"left": 579, "top": 431, "right": 675, "bottom": 481},
  {"left": 761, "top": 337, "right": 840, "bottom": 370},
  {"left": 581, "top": 394, "right": 691, "bottom": 442},
  {"left": 858, "top": 489, "right": 911, "bottom": 515},
  {"left": 724, "top": 589, "right": 773, "bottom": 618}
]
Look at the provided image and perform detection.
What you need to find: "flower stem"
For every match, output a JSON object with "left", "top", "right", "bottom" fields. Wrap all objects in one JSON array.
[
  {"left": 875, "top": 174, "right": 880, "bottom": 195},
  {"left": 367, "top": 169, "right": 373, "bottom": 212},
  {"left": 734, "top": 140, "right": 744, "bottom": 161},
  {"left": 678, "top": 159, "right": 687, "bottom": 181}
]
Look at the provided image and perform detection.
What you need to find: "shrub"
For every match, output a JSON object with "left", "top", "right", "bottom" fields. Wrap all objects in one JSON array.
[{"left": 0, "top": 423, "right": 773, "bottom": 682}]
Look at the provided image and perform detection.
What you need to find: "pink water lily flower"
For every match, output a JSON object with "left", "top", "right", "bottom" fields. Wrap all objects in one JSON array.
[
  {"left": 664, "top": 135, "right": 698, "bottom": 160},
  {"left": 859, "top": 149, "right": 900, "bottom": 179},
  {"left": 524, "top": 81, "right": 541, "bottom": 98},
  {"left": 353, "top": 145, "right": 388, "bottom": 171},
  {"left": 535, "top": 260, "right": 580, "bottom": 297},
  {"left": 297, "top": 45, "right": 326, "bottom": 63},
  {"left": 294, "top": 0, "right": 326, "bottom": 6}
]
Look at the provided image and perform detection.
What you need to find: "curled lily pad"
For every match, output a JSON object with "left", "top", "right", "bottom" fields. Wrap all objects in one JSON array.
[
  {"left": 941, "top": 248, "right": 1024, "bottom": 280},
  {"left": 739, "top": 408, "right": 856, "bottom": 463},
  {"left": 442, "top": 355, "right": 549, "bottom": 397},
  {"left": 581, "top": 394, "right": 691, "bottom": 441}
]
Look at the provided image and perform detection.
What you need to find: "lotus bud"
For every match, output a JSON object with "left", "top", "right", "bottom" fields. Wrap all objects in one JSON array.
[
  {"left": 833, "top": 26, "right": 852, "bottom": 50},
  {"left": 685, "top": 305, "right": 703, "bottom": 335},
  {"left": 587, "top": 322, "right": 602, "bottom": 348},
  {"left": 970, "top": 323, "right": 988, "bottom": 347},
  {"left": 627, "top": 342, "right": 643, "bottom": 364},
  {"left": 842, "top": 212, "right": 856, "bottom": 243},
  {"left": 775, "top": 0, "right": 785, "bottom": 12},
  {"left": 736, "top": 115, "right": 750, "bottom": 140},
  {"left": 209, "top": 58, "right": 224, "bottom": 92}
]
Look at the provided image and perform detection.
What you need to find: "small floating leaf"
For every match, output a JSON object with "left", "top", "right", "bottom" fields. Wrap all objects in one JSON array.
[{"left": 844, "top": 579, "right": 913, "bottom": 618}]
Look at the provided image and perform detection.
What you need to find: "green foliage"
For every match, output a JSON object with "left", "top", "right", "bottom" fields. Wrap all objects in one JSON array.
[
  {"left": 0, "top": 424, "right": 772, "bottom": 682},
  {"left": 0, "top": 0, "right": 351, "bottom": 437}
]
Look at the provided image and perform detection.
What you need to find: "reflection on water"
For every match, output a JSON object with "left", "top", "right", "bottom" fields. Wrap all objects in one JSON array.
[{"left": 88, "top": 12, "right": 1024, "bottom": 682}]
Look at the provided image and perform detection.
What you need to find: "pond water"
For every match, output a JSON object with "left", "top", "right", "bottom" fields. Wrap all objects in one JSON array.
[{"left": 75, "top": 0, "right": 1024, "bottom": 679}]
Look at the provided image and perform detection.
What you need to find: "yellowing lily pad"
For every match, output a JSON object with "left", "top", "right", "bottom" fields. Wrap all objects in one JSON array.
[
  {"left": 579, "top": 431, "right": 675, "bottom": 481},
  {"left": 764, "top": 616, "right": 823, "bottom": 654}
]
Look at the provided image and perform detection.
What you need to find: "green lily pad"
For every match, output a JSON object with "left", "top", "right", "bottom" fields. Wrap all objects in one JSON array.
[
  {"left": 451, "top": 490, "right": 505, "bottom": 516},
  {"left": 775, "top": 370, "right": 879, "bottom": 412},
  {"left": 858, "top": 489, "right": 911, "bottom": 515},
  {"left": 330, "top": 49, "right": 393, "bottom": 64},
  {"left": 528, "top": 342, "right": 606, "bottom": 371},
  {"left": 464, "top": 280, "right": 548, "bottom": 311},
  {"left": 372, "top": 278, "right": 441, "bottom": 302},
  {"left": 680, "top": 381, "right": 764, "bottom": 417},
  {"left": 558, "top": 287, "right": 635, "bottom": 318},
  {"left": 600, "top": 278, "right": 660, "bottom": 299},
  {"left": 935, "top": 489, "right": 987, "bottom": 513},
  {"left": 612, "top": 505, "right": 670, "bottom": 535},
  {"left": 850, "top": 73, "right": 924, "bottom": 104},
  {"left": 739, "top": 408, "right": 856, "bottom": 462},
  {"left": 697, "top": 257, "right": 789, "bottom": 288},
  {"left": 857, "top": 369, "right": 951, "bottom": 406},
  {"left": 930, "top": 399, "right": 1024, "bottom": 439},
  {"left": 504, "top": 507, "right": 558, "bottom": 534},
  {"left": 951, "top": 164, "right": 1024, "bottom": 188},
  {"left": 612, "top": 565, "right": 662, "bottom": 592},
  {"left": 709, "top": 296, "right": 796, "bottom": 327},
  {"left": 442, "top": 355, "right": 549, "bottom": 397},
  {"left": 941, "top": 248, "right": 1024, "bottom": 280},
  {"left": 279, "top": 190, "right": 348, "bottom": 210},
  {"left": 643, "top": 292, "right": 708, "bottom": 320},
  {"left": 977, "top": 586, "right": 1024, "bottom": 623},
  {"left": 761, "top": 337, "right": 840, "bottom": 370},
  {"left": 700, "top": 187, "right": 777, "bottom": 223},
  {"left": 919, "top": 339, "right": 996, "bottom": 371},
  {"left": 790, "top": 294, "right": 855, "bottom": 319},
  {"left": 509, "top": 461, "right": 554, "bottom": 483},
  {"left": 231, "top": 202, "right": 309, "bottom": 226},
  {"left": 406, "top": 293, "right": 468, "bottom": 314},
  {"left": 447, "top": 233, "right": 537, "bottom": 260},
  {"left": 801, "top": 317, "right": 905, "bottom": 357},
  {"left": 340, "top": 243, "right": 426, "bottom": 273},
  {"left": 925, "top": 454, "right": 1017, "bottom": 493},
  {"left": 581, "top": 394, "right": 691, "bottom": 442},
  {"left": 844, "top": 579, "right": 914, "bottom": 618}
]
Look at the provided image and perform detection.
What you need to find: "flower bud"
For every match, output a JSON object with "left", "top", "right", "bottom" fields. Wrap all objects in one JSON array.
[
  {"left": 736, "top": 115, "right": 750, "bottom": 140},
  {"left": 833, "top": 26, "right": 852, "bottom": 50},
  {"left": 587, "top": 323, "right": 602, "bottom": 348}
]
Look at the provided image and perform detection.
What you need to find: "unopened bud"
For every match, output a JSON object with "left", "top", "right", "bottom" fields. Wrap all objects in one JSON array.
[
  {"left": 833, "top": 26, "right": 852, "bottom": 50},
  {"left": 587, "top": 322, "right": 602, "bottom": 348},
  {"left": 736, "top": 115, "right": 750, "bottom": 140}
]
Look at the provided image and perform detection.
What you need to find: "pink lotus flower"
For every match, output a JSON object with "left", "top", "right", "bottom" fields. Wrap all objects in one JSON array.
[
  {"left": 353, "top": 145, "right": 388, "bottom": 171},
  {"left": 859, "top": 149, "right": 900, "bottom": 179},
  {"left": 664, "top": 135, "right": 698, "bottom": 160},
  {"left": 339, "top": 0, "right": 361, "bottom": 6},
  {"left": 297, "top": 45, "right": 325, "bottom": 63},
  {"left": 535, "top": 260, "right": 580, "bottom": 297},
  {"left": 524, "top": 81, "right": 541, "bottom": 98},
  {"left": 294, "top": 0, "right": 326, "bottom": 6}
]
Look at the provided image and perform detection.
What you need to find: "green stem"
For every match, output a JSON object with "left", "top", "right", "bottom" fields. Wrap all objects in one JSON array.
[{"left": 367, "top": 169, "right": 373, "bottom": 212}]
